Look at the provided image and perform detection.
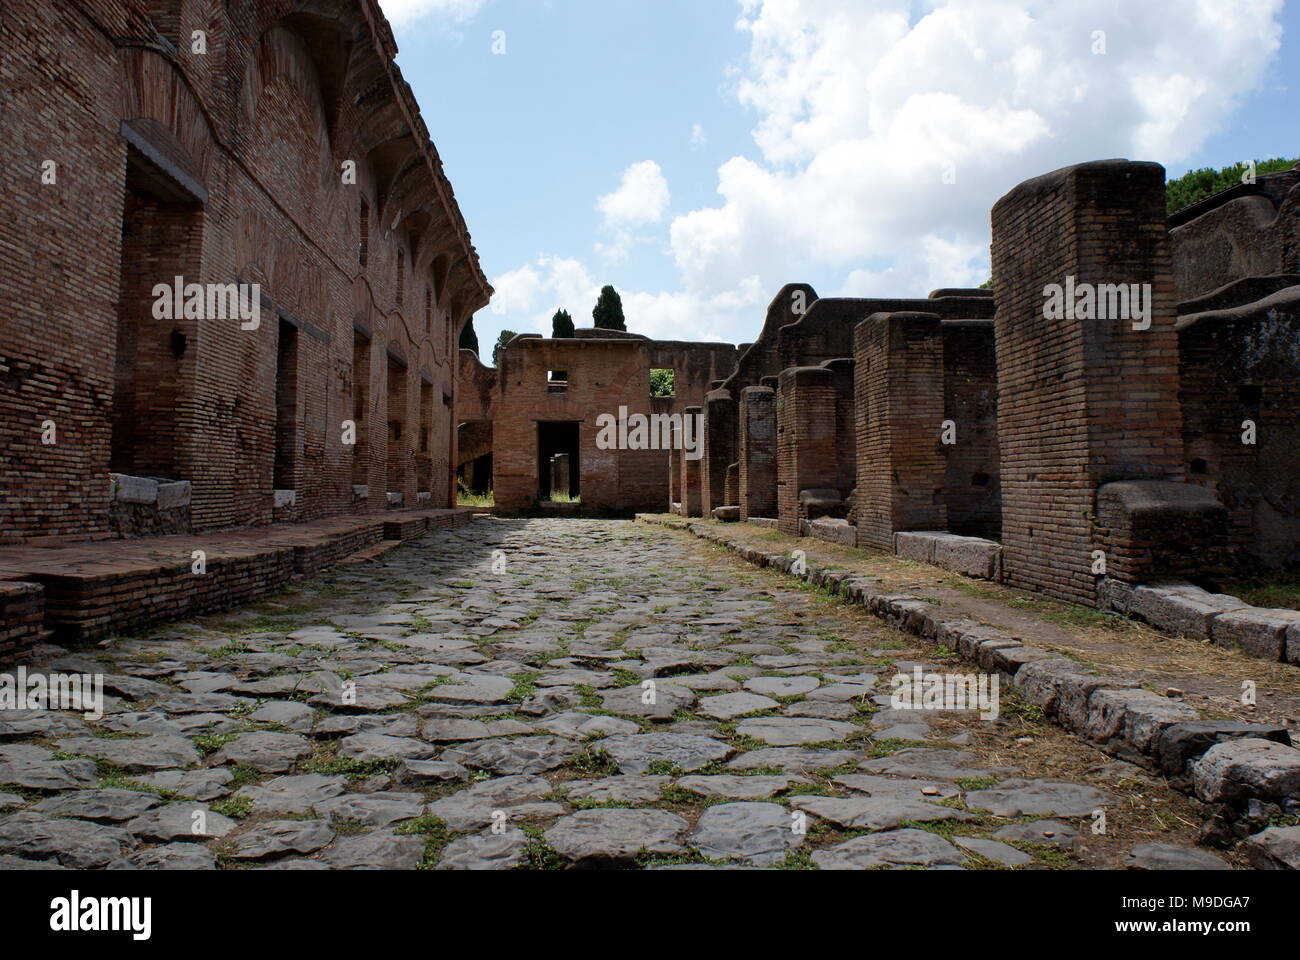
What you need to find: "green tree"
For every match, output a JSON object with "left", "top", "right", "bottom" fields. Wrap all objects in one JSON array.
[
  {"left": 459, "top": 316, "right": 479, "bottom": 356},
  {"left": 1166, "top": 158, "right": 1296, "bottom": 215},
  {"left": 650, "top": 369, "right": 675, "bottom": 398},
  {"left": 551, "top": 309, "right": 575, "bottom": 339},
  {"left": 493, "top": 329, "right": 517, "bottom": 366},
  {"left": 592, "top": 285, "right": 627, "bottom": 332}
]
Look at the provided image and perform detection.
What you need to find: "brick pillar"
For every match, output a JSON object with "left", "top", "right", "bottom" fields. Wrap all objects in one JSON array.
[
  {"left": 990, "top": 160, "right": 1189, "bottom": 604},
  {"left": 702, "top": 389, "right": 737, "bottom": 515},
  {"left": 823, "top": 358, "right": 856, "bottom": 498},
  {"left": 739, "top": 386, "right": 777, "bottom": 521},
  {"left": 724, "top": 462, "right": 739, "bottom": 507},
  {"left": 667, "top": 429, "right": 680, "bottom": 513},
  {"left": 854, "top": 312, "right": 947, "bottom": 551},
  {"left": 680, "top": 405, "right": 702, "bottom": 517},
  {"left": 776, "top": 367, "right": 838, "bottom": 536}
]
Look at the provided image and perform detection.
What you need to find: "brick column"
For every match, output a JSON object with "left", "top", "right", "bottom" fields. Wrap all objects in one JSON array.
[
  {"left": 680, "top": 405, "right": 703, "bottom": 517},
  {"left": 667, "top": 430, "right": 680, "bottom": 513},
  {"left": 990, "top": 160, "right": 1189, "bottom": 604},
  {"left": 739, "top": 386, "right": 777, "bottom": 521},
  {"left": 702, "top": 389, "right": 737, "bottom": 514},
  {"left": 854, "top": 312, "right": 947, "bottom": 551},
  {"left": 823, "top": 358, "right": 856, "bottom": 499},
  {"left": 776, "top": 366, "right": 838, "bottom": 536}
]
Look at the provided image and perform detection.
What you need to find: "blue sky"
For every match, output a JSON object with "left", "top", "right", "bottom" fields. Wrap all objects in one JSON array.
[{"left": 382, "top": 0, "right": 1296, "bottom": 354}]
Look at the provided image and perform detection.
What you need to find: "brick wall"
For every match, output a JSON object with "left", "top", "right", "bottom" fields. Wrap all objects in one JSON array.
[
  {"left": 941, "top": 321, "right": 1000, "bottom": 538},
  {"left": 776, "top": 367, "right": 838, "bottom": 536},
  {"left": 1179, "top": 290, "right": 1300, "bottom": 573},
  {"left": 0, "top": 0, "right": 490, "bottom": 543},
  {"left": 738, "top": 386, "right": 777, "bottom": 520},
  {"left": 990, "top": 160, "right": 1187, "bottom": 604},
  {"left": 853, "top": 313, "right": 947, "bottom": 551}
]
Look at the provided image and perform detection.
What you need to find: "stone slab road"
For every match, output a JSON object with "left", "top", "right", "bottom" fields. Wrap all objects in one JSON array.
[{"left": 0, "top": 519, "right": 1233, "bottom": 870}]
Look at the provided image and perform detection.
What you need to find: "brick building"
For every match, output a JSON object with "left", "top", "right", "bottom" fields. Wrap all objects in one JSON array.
[
  {"left": 456, "top": 330, "right": 738, "bottom": 513},
  {"left": 0, "top": 0, "right": 491, "bottom": 544}
]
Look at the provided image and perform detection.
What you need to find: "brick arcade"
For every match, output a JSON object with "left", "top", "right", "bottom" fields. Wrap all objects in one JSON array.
[{"left": 0, "top": 0, "right": 490, "bottom": 655}]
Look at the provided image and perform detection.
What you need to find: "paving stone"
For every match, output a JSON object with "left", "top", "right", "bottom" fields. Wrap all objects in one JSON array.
[
  {"left": 533, "top": 712, "right": 641, "bottom": 740},
  {"left": 600, "top": 732, "right": 733, "bottom": 774},
  {"left": 735, "top": 716, "right": 858, "bottom": 746},
  {"left": 235, "top": 774, "right": 348, "bottom": 815},
  {"left": 108, "top": 843, "right": 218, "bottom": 870},
  {"left": 249, "top": 701, "right": 317, "bottom": 731},
  {"left": 688, "top": 802, "right": 803, "bottom": 865},
  {"left": 0, "top": 812, "right": 137, "bottom": 868},
  {"left": 441, "top": 736, "right": 582, "bottom": 774},
  {"left": 727, "top": 747, "right": 858, "bottom": 772},
  {"left": 319, "top": 829, "right": 427, "bottom": 869},
  {"left": 564, "top": 776, "right": 671, "bottom": 804},
  {"left": 420, "top": 718, "right": 533, "bottom": 742},
  {"left": 783, "top": 701, "right": 856, "bottom": 720},
  {"left": 992, "top": 820, "right": 1079, "bottom": 847},
  {"left": 427, "top": 675, "right": 516, "bottom": 705},
  {"left": 136, "top": 768, "right": 233, "bottom": 801},
  {"left": 698, "top": 692, "right": 779, "bottom": 720},
  {"left": 212, "top": 732, "right": 312, "bottom": 772},
  {"left": 1124, "top": 842, "right": 1231, "bottom": 870},
  {"left": 436, "top": 827, "right": 528, "bottom": 870},
  {"left": 790, "top": 795, "right": 974, "bottom": 830},
  {"left": 600, "top": 684, "right": 698, "bottom": 721},
  {"left": 337, "top": 733, "right": 437, "bottom": 763},
  {"left": 55, "top": 735, "right": 199, "bottom": 773},
  {"left": 426, "top": 775, "right": 566, "bottom": 831},
  {"left": 812, "top": 828, "right": 965, "bottom": 870},
  {"left": 33, "top": 788, "right": 160, "bottom": 823},
  {"left": 0, "top": 744, "right": 98, "bottom": 789},
  {"left": 227, "top": 820, "right": 335, "bottom": 861},
  {"left": 0, "top": 854, "right": 67, "bottom": 870},
  {"left": 546, "top": 809, "right": 689, "bottom": 865},
  {"left": 832, "top": 774, "right": 962, "bottom": 801},
  {"left": 316, "top": 792, "right": 426, "bottom": 827},
  {"left": 743, "top": 676, "right": 821, "bottom": 697},
  {"left": 126, "top": 803, "right": 237, "bottom": 842},
  {"left": 396, "top": 759, "right": 471, "bottom": 785},
  {"left": 858, "top": 748, "right": 997, "bottom": 781},
  {"left": 954, "top": 836, "right": 1034, "bottom": 866},
  {"left": 965, "top": 779, "right": 1114, "bottom": 818},
  {"left": 675, "top": 775, "right": 811, "bottom": 800}
]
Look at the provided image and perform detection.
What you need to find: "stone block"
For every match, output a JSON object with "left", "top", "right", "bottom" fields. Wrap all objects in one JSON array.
[
  {"left": 1153, "top": 721, "right": 1292, "bottom": 777},
  {"left": 1129, "top": 583, "right": 1248, "bottom": 639},
  {"left": 1210, "top": 608, "right": 1300, "bottom": 661},
  {"left": 1191, "top": 739, "right": 1300, "bottom": 804},
  {"left": 110, "top": 474, "right": 158, "bottom": 505}
]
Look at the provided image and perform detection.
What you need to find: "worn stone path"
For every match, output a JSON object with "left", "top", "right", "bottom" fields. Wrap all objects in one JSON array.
[{"left": 0, "top": 519, "right": 1235, "bottom": 870}]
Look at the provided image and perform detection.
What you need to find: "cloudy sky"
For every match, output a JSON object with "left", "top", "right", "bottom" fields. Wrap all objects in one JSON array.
[{"left": 381, "top": 0, "right": 1295, "bottom": 353}]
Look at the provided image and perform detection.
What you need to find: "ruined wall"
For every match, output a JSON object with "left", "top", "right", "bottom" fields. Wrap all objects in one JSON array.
[
  {"left": 1170, "top": 166, "right": 1300, "bottom": 302},
  {"left": 854, "top": 313, "right": 947, "bottom": 551},
  {"left": 0, "top": 0, "right": 490, "bottom": 542},
  {"left": 991, "top": 160, "right": 1190, "bottom": 603},
  {"left": 941, "top": 320, "right": 1000, "bottom": 539},
  {"left": 1178, "top": 287, "right": 1300, "bottom": 573},
  {"left": 490, "top": 336, "right": 733, "bottom": 513}
]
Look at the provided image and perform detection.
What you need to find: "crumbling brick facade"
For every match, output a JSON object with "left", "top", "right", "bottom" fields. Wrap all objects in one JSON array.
[
  {"left": 990, "top": 160, "right": 1192, "bottom": 603},
  {"left": 0, "top": 0, "right": 490, "bottom": 546},
  {"left": 464, "top": 333, "right": 736, "bottom": 514}
]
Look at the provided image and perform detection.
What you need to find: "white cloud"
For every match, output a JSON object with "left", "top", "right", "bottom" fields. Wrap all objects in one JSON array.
[
  {"left": 597, "top": 161, "right": 671, "bottom": 228},
  {"left": 480, "top": 0, "right": 1283, "bottom": 349},
  {"left": 595, "top": 161, "right": 671, "bottom": 262},
  {"left": 691, "top": 123, "right": 708, "bottom": 147},
  {"left": 379, "top": 0, "right": 485, "bottom": 28}
]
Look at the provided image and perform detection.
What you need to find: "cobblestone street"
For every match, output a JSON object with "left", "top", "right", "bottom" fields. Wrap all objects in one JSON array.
[{"left": 0, "top": 519, "right": 1231, "bottom": 870}]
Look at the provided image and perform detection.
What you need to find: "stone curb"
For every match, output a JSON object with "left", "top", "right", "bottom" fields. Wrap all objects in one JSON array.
[{"left": 639, "top": 515, "right": 1300, "bottom": 862}]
